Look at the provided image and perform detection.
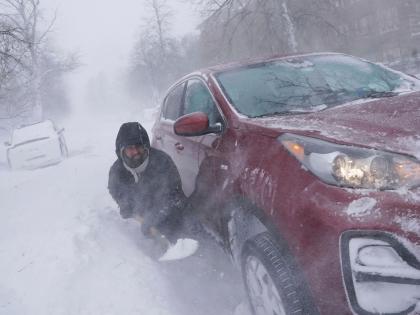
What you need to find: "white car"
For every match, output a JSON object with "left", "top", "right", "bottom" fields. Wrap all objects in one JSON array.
[{"left": 5, "top": 120, "right": 68, "bottom": 170}]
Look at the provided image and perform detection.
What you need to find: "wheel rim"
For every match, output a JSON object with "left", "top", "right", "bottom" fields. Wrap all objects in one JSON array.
[{"left": 245, "top": 255, "right": 287, "bottom": 315}]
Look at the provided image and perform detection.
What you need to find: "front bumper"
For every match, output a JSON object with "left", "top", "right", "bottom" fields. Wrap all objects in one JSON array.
[{"left": 340, "top": 230, "right": 420, "bottom": 315}]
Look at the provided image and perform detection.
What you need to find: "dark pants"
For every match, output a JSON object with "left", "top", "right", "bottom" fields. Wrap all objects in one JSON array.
[{"left": 154, "top": 204, "right": 206, "bottom": 243}]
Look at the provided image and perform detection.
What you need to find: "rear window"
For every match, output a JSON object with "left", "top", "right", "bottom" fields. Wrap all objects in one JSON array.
[{"left": 163, "top": 83, "right": 185, "bottom": 120}]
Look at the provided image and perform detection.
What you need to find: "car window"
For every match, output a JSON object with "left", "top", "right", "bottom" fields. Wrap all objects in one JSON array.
[
  {"left": 183, "top": 79, "right": 222, "bottom": 125},
  {"left": 163, "top": 83, "right": 185, "bottom": 121}
]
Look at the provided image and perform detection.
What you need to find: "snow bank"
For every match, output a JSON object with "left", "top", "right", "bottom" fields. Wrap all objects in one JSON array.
[
  {"left": 0, "top": 116, "right": 175, "bottom": 315},
  {"left": 0, "top": 112, "right": 248, "bottom": 315}
]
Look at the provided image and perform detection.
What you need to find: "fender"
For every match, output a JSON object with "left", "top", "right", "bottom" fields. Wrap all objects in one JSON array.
[{"left": 226, "top": 196, "right": 298, "bottom": 265}]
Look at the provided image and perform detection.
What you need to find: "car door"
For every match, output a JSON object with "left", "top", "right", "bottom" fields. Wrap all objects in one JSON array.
[
  {"left": 179, "top": 78, "right": 233, "bottom": 244},
  {"left": 173, "top": 78, "right": 226, "bottom": 195},
  {"left": 154, "top": 77, "right": 228, "bottom": 242}
]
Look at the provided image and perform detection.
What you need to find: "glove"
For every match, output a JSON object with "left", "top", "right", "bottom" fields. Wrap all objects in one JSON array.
[
  {"left": 141, "top": 208, "right": 170, "bottom": 237},
  {"left": 141, "top": 219, "right": 153, "bottom": 237},
  {"left": 120, "top": 205, "right": 133, "bottom": 219},
  {"left": 118, "top": 197, "right": 134, "bottom": 219}
]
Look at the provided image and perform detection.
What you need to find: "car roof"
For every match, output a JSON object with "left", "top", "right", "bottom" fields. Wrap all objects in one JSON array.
[
  {"left": 12, "top": 120, "right": 57, "bottom": 144},
  {"left": 16, "top": 119, "right": 54, "bottom": 130},
  {"left": 199, "top": 52, "right": 344, "bottom": 75},
  {"left": 165, "top": 52, "right": 348, "bottom": 95}
]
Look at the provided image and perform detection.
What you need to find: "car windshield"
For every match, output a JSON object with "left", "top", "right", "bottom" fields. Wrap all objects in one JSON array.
[
  {"left": 12, "top": 120, "right": 56, "bottom": 144},
  {"left": 215, "top": 54, "right": 420, "bottom": 118}
]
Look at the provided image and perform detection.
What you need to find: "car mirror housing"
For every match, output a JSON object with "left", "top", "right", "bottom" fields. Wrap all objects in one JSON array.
[{"left": 174, "top": 112, "right": 218, "bottom": 137}]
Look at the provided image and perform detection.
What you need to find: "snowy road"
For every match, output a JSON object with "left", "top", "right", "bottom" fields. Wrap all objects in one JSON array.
[{"left": 0, "top": 115, "right": 250, "bottom": 315}]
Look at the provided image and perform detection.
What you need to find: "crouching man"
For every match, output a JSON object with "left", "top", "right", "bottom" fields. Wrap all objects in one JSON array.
[{"left": 108, "top": 122, "right": 186, "bottom": 244}]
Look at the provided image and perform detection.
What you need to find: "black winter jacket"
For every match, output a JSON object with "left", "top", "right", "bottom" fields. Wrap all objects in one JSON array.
[{"left": 108, "top": 147, "right": 186, "bottom": 235}]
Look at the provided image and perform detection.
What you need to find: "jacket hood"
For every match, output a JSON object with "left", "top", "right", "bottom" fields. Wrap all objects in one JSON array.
[{"left": 115, "top": 122, "right": 150, "bottom": 159}]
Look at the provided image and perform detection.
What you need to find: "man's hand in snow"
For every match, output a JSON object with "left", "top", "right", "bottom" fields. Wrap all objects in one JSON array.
[
  {"left": 120, "top": 205, "right": 133, "bottom": 219},
  {"left": 142, "top": 209, "right": 169, "bottom": 234}
]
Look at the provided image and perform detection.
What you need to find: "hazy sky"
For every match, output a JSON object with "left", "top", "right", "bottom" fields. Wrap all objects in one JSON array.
[
  {"left": 45, "top": 0, "right": 199, "bottom": 72},
  {"left": 41, "top": 0, "right": 200, "bottom": 110}
]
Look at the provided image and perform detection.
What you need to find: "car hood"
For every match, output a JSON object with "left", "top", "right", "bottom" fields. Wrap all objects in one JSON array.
[{"left": 245, "top": 91, "right": 420, "bottom": 160}]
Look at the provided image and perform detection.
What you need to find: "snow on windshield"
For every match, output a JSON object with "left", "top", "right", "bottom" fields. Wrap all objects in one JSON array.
[{"left": 216, "top": 54, "right": 420, "bottom": 118}]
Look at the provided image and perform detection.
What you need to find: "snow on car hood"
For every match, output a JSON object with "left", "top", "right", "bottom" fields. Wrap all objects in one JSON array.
[{"left": 248, "top": 91, "right": 420, "bottom": 160}]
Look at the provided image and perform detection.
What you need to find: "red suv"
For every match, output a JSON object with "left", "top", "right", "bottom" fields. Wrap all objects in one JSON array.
[{"left": 151, "top": 53, "right": 420, "bottom": 315}]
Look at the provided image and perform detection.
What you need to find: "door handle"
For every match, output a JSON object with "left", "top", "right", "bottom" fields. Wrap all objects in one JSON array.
[
  {"left": 175, "top": 142, "right": 184, "bottom": 150},
  {"left": 156, "top": 135, "right": 162, "bottom": 141}
]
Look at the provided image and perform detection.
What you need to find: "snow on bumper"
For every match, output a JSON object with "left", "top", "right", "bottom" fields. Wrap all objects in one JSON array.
[{"left": 340, "top": 230, "right": 420, "bottom": 315}]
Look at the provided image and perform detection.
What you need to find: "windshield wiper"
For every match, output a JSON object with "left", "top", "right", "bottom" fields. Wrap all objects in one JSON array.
[
  {"left": 253, "top": 110, "right": 312, "bottom": 118},
  {"left": 361, "top": 90, "right": 398, "bottom": 99}
]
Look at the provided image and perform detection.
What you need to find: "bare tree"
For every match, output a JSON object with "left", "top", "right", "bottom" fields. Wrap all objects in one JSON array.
[
  {"left": 188, "top": 0, "right": 233, "bottom": 17},
  {"left": 193, "top": 0, "right": 300, "bottom": 64},
  {"left": 191, "top": 0, "right": 342, "bottom": 65},
  {"left": 290, "top": 0, "right": 344, "bottom": 52},
  {"left": 0, "top": 0, "right": 77, "bottom": 125},
  {"left": 129, "top": 0, "right": 186, "bottom": 105},
  {"left": 0, "top": 17, "right": 32, "bottom": 121},
  {"left": 1, "top": 0, "right": 50, "bottom": 120}
]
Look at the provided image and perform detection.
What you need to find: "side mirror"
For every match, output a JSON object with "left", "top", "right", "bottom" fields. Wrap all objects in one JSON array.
[{"left": 174, "top": 112, "right": 222, "bottom": 137}]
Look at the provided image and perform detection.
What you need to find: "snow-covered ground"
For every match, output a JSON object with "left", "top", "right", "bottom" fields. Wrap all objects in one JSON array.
[{"left": 0, "top": 112, "right": 249, "bottom": 315}]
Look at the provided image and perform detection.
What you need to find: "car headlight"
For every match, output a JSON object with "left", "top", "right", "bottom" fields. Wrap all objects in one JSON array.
[{"left": 279, "top": 133, "right": 420, "bottom": 190}]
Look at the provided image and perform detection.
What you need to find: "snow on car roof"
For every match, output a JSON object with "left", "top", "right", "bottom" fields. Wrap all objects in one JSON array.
[
  {"left": 204, "top": 52, "right": 344, "bottom": 74},
  {"left": 12, "top": 120, "right": 57, "bottom": 145}
]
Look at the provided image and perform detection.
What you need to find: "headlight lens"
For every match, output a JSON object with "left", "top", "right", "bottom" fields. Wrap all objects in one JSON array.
[{"left": 280, "top": 133, "right": 420, "bottom": 189}]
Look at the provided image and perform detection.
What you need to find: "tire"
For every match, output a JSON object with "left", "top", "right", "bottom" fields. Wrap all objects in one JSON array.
[{"left": 241, "top": 232, "right": 315, "bottom": 315}]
